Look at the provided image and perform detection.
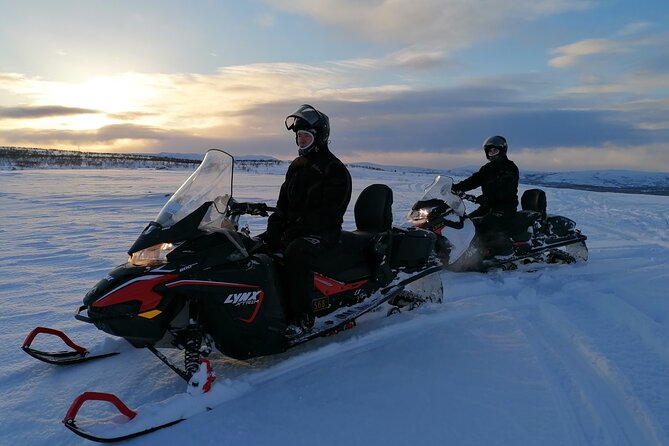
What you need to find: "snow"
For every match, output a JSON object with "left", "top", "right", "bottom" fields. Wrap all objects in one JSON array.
[{"left": 1, "top": 164, "right": 668, "bottom": 445}]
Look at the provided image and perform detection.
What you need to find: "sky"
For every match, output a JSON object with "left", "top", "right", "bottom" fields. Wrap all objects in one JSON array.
[{"left": 0, "top": 0, "right": 668, "bottom": 171}]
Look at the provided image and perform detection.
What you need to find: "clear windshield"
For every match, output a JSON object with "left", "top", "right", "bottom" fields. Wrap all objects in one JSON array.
[
  {"left": 419, "top": 176, "right": 466, "bottom": 217},
  {"left": 155, "top": 149, "right": 234, "bottom": 230}
]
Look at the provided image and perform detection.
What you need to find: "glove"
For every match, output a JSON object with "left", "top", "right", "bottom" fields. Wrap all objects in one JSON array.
[
  {"left": 257, "top": 230, "right": 280, "bottom": 250},
  {"left": 280, "top": 226, "right": 304, "bottom": 247}
]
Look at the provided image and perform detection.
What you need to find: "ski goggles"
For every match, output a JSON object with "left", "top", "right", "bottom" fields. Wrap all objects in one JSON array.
[
  {"left": 484, "top": 145, "right": 500, "bottom": 157},
  {"left": 285, "top": 104, "right": 322, "bottom": 131}
]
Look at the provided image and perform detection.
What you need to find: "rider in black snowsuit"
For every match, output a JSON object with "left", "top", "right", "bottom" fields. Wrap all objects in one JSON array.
[
  {"left": 264, "top": 104, "right": 352, "bottom": 338},
  {"left": 452, "top": 135, "right": 519, "bottom": 257}
]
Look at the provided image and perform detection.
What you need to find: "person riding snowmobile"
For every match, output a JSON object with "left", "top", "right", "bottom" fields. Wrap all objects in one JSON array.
[
  {"left": 262, "top": 104, "right": 352, "bottom": 338},
  {"left": 452, "top": 135, "right": 519, "bottom": 257}
]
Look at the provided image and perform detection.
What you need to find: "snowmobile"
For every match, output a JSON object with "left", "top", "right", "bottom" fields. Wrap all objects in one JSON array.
[
  {"left": 407, "top": 175, "right": 588, "bottom": 272},
  {"left": 22, "top": 149, "right": 443, "bottom": 442}
]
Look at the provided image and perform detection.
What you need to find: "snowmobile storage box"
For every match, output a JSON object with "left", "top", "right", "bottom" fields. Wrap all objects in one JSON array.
[{"left": 389, "top": 227, "right": 436, "bottom": 269}]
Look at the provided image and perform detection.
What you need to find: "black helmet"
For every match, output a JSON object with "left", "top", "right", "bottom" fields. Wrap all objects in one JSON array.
[
  {"left": 482, "top": 135, "right": 508, "bottom": 160},
  {"left": 285, "top": 104, "right": 330, "bottom": 150}
]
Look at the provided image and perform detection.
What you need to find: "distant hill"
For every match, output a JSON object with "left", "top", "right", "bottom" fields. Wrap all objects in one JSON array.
[{"left": 2, "top": 146, "right": 668, "bottom": 195}]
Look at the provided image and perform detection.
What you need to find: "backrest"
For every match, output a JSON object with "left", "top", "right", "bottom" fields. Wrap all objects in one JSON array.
[
  {"left": 521, "top": 189, "right": 547, "bottom": 218},
  {"left": 355, "top": 184, "right": 393, "bottom": 232}
]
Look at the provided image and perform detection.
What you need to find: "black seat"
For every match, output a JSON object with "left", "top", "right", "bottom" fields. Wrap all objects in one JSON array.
[
  {"left": 510, "top": 189, "right": 547, "bottom": 242},
  {"left": 310, "top": 184, "right": 393, "bottom": 282},
  {"left": 521, "top": 189, "right": 547, "bottom": 219},
  {"left": 354, "top": 184, "right": 393, "bottom": 233}
]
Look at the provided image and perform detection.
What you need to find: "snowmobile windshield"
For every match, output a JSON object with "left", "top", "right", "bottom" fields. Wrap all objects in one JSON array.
[
  {"left": 417, "top": 176, "right": 466, "bottom": 217},
  {"left": 154, "top": 149, "right": 234, "bottom": 230}
]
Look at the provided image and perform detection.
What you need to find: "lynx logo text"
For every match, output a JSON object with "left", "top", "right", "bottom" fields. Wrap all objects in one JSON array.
[{"left": 224, "top": 290, "right": 261, "bottom": 306}]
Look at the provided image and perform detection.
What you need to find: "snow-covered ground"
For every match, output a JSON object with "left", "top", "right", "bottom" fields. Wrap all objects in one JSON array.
[{"left": 1, "top": 165, "right": 668, "bottom": 445}]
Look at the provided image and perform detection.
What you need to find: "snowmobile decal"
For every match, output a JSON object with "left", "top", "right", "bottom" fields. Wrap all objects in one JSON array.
[
  {"left": 92, "top": 274, "right": 180, "bottom": 312},
  {"left": 137, "top": 309, "right": 163, "bottom": 319},
  {"left": 313, "top": 273, "right": 369, "bottom": 296},
  {"left": 226, "top": 290, "right": 265, "bottom": 323},
  {"left": 223, "top": 290, "right": 262, "bottom": 305},
  {"left": 165, "top": 279, "right": 266, "bottom": 323}
]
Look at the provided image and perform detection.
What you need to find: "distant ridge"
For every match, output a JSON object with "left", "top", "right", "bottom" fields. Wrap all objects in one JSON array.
[{"left": 1, "top": 146, "right": 668, "bottom": 195}]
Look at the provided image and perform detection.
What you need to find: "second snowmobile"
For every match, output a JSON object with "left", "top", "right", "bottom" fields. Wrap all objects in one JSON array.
[{"left": 407, "top": 175, "right": 588, "bottom": 271}]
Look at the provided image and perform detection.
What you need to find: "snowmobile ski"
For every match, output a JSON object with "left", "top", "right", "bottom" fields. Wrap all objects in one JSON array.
[
  {"left": 22, "top": 326, "right": 119, "bottom": 365},
  {"left": 63, "top": 359, "right": 216, "bottom": 443},
  {"left": 63, "top": 391, "right": 185, "bottom": 442}
]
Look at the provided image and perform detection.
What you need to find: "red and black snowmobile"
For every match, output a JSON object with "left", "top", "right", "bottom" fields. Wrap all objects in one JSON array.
[
  {"left": 407, "top": 175, "right": 588, "bottom": 272},
  {"left": 22, "top": 149, "right": 443, "bottom": 442}
]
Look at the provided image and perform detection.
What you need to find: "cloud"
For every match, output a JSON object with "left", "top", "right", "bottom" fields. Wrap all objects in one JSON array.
[
  {"left": 337, "top": 49, "right": 449, "bottom": 72},
  {"left": 0, "top": 123, "right": 170, "bottom": 145},
  {"left": 549, "top": 39, "right": 627, "bottom": 68},
  {"left": 617, "top": 21, "right": 652, "bottom": 37},
  {"left": 562, "top": 72, "right": 669, "bottom": 96},
  {"left": 262, "top": 0, "right": 589, "bottom": 48},
  {"left": 549, "top": 23, "right": 668, "bottom": 71},
  {"left": 0, "top": 73, "right": 26, "bottom": 85},
  {"left": 0, "top": 105, "right": 98, "bottom": 119},
  {"left": 223, "top": 80, "right": 668, "bottom": 164},
  {"left": 3, "top": 66, "right": 666, "bottom": 169}
]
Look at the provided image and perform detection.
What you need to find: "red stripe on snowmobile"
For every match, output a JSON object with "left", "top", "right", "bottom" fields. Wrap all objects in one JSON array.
[
  {"left": 313, "top": 273, "right": 368, "bottom": 296},
  {"left": 238, "top": 291, "right": 265, "bottom": 324},
  {"left": 92, "top": 274, "right": 179, "bottom": 312},
  {"left": 165, "top": 279, "right": 259, "bottom": 289}
]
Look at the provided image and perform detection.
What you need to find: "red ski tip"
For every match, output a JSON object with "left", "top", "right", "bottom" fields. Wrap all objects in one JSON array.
[
  {"left": 64, "top": 391, "right": 137, "bottom": 425},
  {"left": 23, "top": 326, "right": 88, "bottom": 354}
]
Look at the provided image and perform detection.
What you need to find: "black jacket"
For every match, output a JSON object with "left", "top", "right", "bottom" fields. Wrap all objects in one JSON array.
[
  {"left": 453, "top": 156, "right": 519, "bottom": 213},
  {"left": 266, "top": 146, "right": 352, "bottom": 248}
]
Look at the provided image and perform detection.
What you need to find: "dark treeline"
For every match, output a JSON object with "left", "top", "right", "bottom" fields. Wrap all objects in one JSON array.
[{"left": 0, "top": 147, "right": 285, "bottom": 171}]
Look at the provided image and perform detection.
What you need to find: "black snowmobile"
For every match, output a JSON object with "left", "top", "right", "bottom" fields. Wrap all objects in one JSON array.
[
  {"left": 407, "top": 176, "right": 588, "bottom": 272},
  {"left": 22, "top": 149, "right": 443, "bottom": 442}
]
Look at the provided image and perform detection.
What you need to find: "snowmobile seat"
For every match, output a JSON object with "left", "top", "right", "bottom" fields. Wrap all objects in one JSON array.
[
  {"left": 510, "top": 189, "right": 547, "bottom": 243},
  {"left": 521, "top": 189, "right": 547, "bottom": 219},
  {"left": 308, "top": 184, "right": 394, "bottom": 282},
  {"left": 509, "top": 212, "right": 540, "bottom": 242},
  {"left": 310, "top": 232, "right": 376, "bottom": 282},
  {"left": 354, "top": 183, "right": 393, "bottom": 234}
]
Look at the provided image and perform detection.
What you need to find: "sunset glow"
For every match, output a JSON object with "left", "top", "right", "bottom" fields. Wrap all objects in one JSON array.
[{"left": 0, "top": 1, "right": 667, "bottom": 170}]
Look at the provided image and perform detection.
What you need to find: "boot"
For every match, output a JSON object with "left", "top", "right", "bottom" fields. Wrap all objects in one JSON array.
[{"left": 284, "top": 313, "right": 315, "bottom": 339}]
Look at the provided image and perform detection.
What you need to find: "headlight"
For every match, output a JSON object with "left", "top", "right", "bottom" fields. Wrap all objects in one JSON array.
[
  {"left": 407, "top": 208, "right": 431, "bottom": 226},
  {"left": 129, "top": 243, "right": 176, "bottom": 266}
]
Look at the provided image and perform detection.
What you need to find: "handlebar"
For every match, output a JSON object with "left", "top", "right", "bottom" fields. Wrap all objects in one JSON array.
[
  {"left": 453, "top": 190, "right": 478, "bottom": 203},
  {"left": 227, "top": 201, "right": 276, "bottom": 217}
]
